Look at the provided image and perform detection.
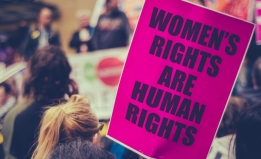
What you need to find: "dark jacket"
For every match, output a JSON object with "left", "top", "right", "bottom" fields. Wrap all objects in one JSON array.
[
  {"left": 9, "top": 25, "right": 29, "bottom": 50},
  {"left": 69, "top": 26, "right": 95, "bottom": 53},
  {"left": 22, "top": 28, "right": 60, "bottom": 60},
  {"left": 91, "top": 10, "right": 130, "bottom": 51},
  {"left": 10, "top": 101, "right": 49, "bottom": 159}
]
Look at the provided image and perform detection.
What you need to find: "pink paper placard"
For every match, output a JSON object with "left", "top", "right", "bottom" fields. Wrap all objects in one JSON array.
[{"left": 107, "top": 1, "right": 255, "bottom": 158}]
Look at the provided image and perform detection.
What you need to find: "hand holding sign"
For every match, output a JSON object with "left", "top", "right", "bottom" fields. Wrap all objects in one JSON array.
[{"left": 107, "top": 0, "right": 254, "bottom": 158}]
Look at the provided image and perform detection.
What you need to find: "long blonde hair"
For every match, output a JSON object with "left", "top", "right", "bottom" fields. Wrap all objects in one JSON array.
[{"left": 32, "top": 95, "right": 99, "bottom": 159}]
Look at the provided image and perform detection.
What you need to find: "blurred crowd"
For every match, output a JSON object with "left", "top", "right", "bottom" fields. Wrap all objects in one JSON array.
[
  {"left": 0, "top": 0, "right": 135, "bottom": 158},
  {"left": 1, "top": 0, "right": 261, "bottom": 159},
  {"left": 0, "top": 0, "right": 131, "bottom": 67}
]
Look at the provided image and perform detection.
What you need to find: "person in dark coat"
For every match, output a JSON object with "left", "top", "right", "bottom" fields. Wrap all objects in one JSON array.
[
  {"left": 69, "top": 10, "right": 95, "bottom": 53},
  {"left": 8, "top": 46, "right": 77, "bottom": 159},
  {"left": 9, "top": 21, "right": 29, "bottom": 51},
  {"left": 22, "top": 7, "right": 60, "bottom": 61}
]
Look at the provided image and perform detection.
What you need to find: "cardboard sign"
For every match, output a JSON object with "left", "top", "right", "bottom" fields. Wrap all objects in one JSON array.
[
  {"left": 107, "top": 0, "right": 254, "bottom": 158},
  {"left": 256, "top": 0, "right": 261, "bottom": 44}
]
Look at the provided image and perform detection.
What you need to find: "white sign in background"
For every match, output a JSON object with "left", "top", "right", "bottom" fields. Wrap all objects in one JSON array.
[{"left": 68, "top": 48, "right": 128, "bottom": 119}]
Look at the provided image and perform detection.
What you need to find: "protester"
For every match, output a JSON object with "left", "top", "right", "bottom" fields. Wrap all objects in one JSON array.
[
  {"left": 238, "top": 57, "right": 261, "bottom": 104},
  {"left": 207, "top": 97, "right": 248, "bottom": 159},
  {"left": 4, "top": 46, "right": 75, "bottom": 159},
  {"left": 22, "top": 7, "right": 60, "bottom": 60},
  {"left": 69, "top": 10, "right": 95, "bottom": 53},
  {"left": 90, "top": 0, "right": 130, "bottom": 50},
  {"left": 32, "top": 94, "right": 114, "bottom": 159},
  {"left": 233, "top": 103, "right": 261, "bottom": 159}
]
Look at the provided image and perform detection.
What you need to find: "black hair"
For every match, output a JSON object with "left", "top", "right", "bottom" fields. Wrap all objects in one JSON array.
[
  {"left": 0, "top": 82, "right": 12, "bottom": 94},
  {"left": 49, "top": 138, "right": 115, "bottom": 159},
  {"left": 234, "top": 103, "right": 261, "bottom": 159},
  {"left": 23, "top": 45, "right": 71, "bottom": 102},
  {"left": 252, "top": 57, "right": 261, "bottom": 87}
]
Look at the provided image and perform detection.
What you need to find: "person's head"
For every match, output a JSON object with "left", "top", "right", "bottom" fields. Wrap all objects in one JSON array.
[
  {"left": 0, "top": 82, "right": 12, "bottom": 106},
  {"left": 38, "top": 7, "right": 52, "bottom": 28},
  {"left": 252, "top": 57, "right": 261, "bottom": 88},
  {"left": 216, "top": 97, "right": 248, "bottom": 137},
  {"left": 234, "top": 103, "right": 261, "bottom": 159},
  {"left": 105, "top": 0, "right": 118, "bottom": 12},
  {"left": 32, "top": 95, "right": 103, "bottom": 159},
  {"left": 23, "top": 45, "right": 71, "bottom": 102},
  {"left": 49, "top": 138, "right": 115, "bottom": 159},
  {"left": 76, "top": 10, "right": 91, "bottom": 28}
]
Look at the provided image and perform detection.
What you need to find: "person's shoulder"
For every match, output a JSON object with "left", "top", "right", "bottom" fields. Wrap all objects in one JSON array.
[
  {"left": 117, "top": 11, "right": 128, "bottom": 17},
  {"left": 13, "top": 105, "right": 31, "bottom": 124},
  {"left": 118, "top": 10, "right": 126, "bottom": 15},
  {"left": 14, "top": 101, "right": 44, "bottom": 124},
  {"left": 17, "top": 101, "right": 45, "bottom": 116}
]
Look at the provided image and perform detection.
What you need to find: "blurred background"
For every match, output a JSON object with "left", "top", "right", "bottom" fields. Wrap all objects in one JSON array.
[{"left": 0, "top": 0, "right": 260, "bottom": 158}]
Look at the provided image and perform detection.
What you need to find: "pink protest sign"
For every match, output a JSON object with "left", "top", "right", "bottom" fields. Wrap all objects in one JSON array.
[
  {"left": 107, "top": 0, "right": 254, "bottom": 158},
  {"left": 256, "top": 0, "right": 261, "bottom": 45}
]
